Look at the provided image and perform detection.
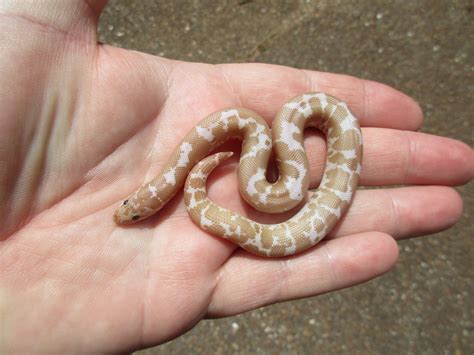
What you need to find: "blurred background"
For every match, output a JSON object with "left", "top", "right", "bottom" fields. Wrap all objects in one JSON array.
[{"left": 98, "top": 1, "right": 473, "bottom": 353}]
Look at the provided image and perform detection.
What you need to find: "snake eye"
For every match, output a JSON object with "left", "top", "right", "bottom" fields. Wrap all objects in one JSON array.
[
  {"left": 123, "top": 199, "right": 129, "bottom": 206},
  {"left": 132, "top": 215, "right": 140, "bottom": 221}
]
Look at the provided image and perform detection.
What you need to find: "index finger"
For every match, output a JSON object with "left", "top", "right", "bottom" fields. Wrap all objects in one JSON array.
[{"left": 217, "top": 62, "right": 423, "bottom": 130}]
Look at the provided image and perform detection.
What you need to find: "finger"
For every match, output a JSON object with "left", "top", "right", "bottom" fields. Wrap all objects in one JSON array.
[
  {"left": 207, "top": 178, "right": 463, "bottom": 241},
  {"left": 218, "top": 62, "right": 423, "bottom": 130},
  {"left": 0, "top": 0, "right": 107, "bottom": 39},
  {"left": 207, "top": 232, "right": 398, "bottom": 317},
  {"left": 85, "top": 0, "right": 109, "bottom": 17},
  {"left": 329, "top": 186, "right": 464, "bottom": 240},
  {"left": 302, "top": 128, "right": 474, "bottom": 187}
]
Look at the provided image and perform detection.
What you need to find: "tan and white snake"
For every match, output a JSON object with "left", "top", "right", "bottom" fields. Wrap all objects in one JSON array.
[{"left": 114, "top": 93, "right": 363, "bottom": 257}]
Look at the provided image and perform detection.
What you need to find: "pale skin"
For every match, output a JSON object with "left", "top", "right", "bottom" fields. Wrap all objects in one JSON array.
[{"left": 0, "top": 0, "right": 473, "bottom": 353}]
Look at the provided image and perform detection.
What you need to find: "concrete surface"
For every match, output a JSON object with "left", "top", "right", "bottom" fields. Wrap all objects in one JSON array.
[{"left": 98, "top": 0, "right": 473, "bottom": 353}]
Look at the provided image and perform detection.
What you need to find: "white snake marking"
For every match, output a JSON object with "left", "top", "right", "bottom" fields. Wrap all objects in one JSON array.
[{"left": 114, "top": 93, "right": 363, "bottom": 257}]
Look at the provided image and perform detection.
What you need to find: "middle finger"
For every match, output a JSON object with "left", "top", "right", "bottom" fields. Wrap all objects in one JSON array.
[{"left": 303, "top": 127, "right": 472, "bottom": 187}]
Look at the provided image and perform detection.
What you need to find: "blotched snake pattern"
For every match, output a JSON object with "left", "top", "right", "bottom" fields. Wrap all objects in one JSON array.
[{"left": 114, "top": 93, "right": 363, "bottom": 257}]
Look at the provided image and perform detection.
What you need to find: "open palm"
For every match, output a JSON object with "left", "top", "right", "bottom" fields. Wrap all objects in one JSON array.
[{"left": 1, "top": 1, "right": 472, "bottom": 352}]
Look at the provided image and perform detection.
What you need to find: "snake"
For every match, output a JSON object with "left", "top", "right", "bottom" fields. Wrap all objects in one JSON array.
[{"left": 113, "top": 92, "right": 363, "bottom": 257}]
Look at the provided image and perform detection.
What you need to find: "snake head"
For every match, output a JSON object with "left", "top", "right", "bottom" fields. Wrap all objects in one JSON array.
[
  {"left": 113, "top": 152, "right": 235, "bottom": 225},
  {"left": 113, "top": 197, "right": 143, "bottom": 224},
  {"left": 113, "top": 187, "right": 158, "bottom": 224}
]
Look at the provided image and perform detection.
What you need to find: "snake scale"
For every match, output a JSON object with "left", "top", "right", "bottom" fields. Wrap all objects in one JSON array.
[{"left": 114, "top": 92, "right": 363, "bottom": 257}]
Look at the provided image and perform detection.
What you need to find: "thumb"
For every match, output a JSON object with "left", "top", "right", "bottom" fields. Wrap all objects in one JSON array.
[{"left": 0, "top": 0, "right": 109, "bottom": 41}]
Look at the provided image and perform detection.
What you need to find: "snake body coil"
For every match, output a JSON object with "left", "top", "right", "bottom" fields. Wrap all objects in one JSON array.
[{"left": 114, "top": 93, "right": 363, "bottom": 257}]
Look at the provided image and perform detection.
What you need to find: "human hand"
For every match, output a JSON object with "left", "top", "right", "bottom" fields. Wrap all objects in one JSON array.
[{"left": 1, "top": 0, "right": 472, "bottom": 352}]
